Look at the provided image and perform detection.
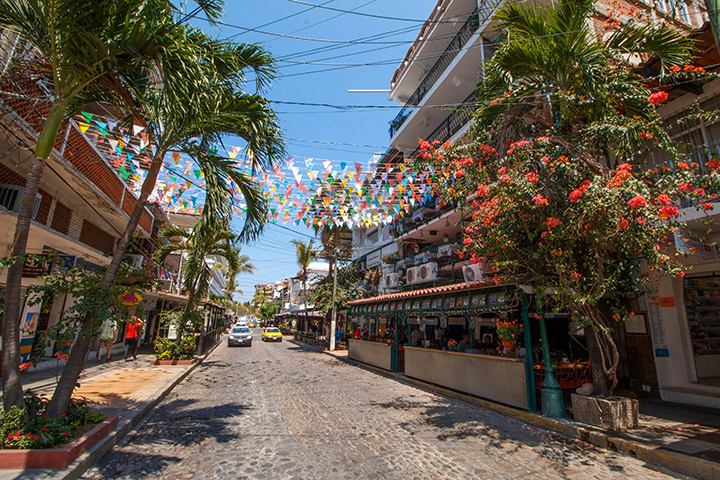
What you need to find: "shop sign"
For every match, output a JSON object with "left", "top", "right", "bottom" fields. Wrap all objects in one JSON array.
[
  {"left": 22, "top": 256, "right": 49, "bottom": 278},
  {"left": 120, "top": 290, "right": 143, "bottom": 307},
  {"left": 674, "top": 231, "right": 716, "bottom": 260},
  {"left": 422, "top": 316, "right": 439, "bottom": 326},
  {"left": 447, "top": 316, "right": 466, "bottom": 326},
  {"left": 407, "top": 316, "right": 420, "bottom": 324}
]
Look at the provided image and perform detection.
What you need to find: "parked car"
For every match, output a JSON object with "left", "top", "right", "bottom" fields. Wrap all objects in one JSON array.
[
  {"left": 262, "top": 327, "right": 282, "bottom": 342},
  {"left": 248, "top": 320, "right": 256, "bottom": 328},
  {"left": 228, "top": 325, "right": 252, "bottom": 347}
]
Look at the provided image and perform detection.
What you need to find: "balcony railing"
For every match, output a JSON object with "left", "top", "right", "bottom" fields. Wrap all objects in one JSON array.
[
  {"left": 389, "top": 1, "right": 500, "bottom": 139},
  {"left": 410, "top": 90, "right": 478, "bottom": 157}
]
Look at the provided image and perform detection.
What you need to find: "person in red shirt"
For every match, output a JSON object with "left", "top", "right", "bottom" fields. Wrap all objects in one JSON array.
[{"left": 124, "top": 315, "right": 145, "bottom": 362}]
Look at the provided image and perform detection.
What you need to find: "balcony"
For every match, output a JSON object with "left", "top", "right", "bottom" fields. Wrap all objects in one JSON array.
[
  {"left": 409, "top": 90, "right": 478, "bottom": 157},
  {"left": 389, "top": 8, "right": 481, "bottom": 138}
]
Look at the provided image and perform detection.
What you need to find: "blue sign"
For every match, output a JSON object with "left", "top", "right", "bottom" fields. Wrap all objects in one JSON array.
[{"left": 654, "top": 348, "right": 670, "bottom": 357}]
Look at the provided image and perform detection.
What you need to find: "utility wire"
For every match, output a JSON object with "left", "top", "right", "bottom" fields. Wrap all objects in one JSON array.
[
  {"left": 284, "top": 1, "right": 473, "bottom": 24},
  {"left": 226, "top": 0, "right": 337, "bottom": 41}
]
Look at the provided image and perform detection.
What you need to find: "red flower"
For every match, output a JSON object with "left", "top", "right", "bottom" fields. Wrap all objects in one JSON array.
[
  {"left": 678, "top": 162, "right": 689, "bottom": 169},
  {"left": 628, "top": 196, "right": 647, "bottom": 208},
  {"left": 569, "top": 189, "right": 584, "bottom": 203},
  {"left": 63, "top": 432, "right": 69, "bottom": 437},
  {"left": 499, "top": 174, "right": 511, "bottom": 183},
  {"left": 702, "top": 202, "right": 713, "bottom": 210},
  {"left": 659, "top": 206, "right": 679, "bottom": 219},
  {"left": 649, "top": 91, "right": 669, "bottom": 105},
  {"left": 525, "top": 172, "right": 539, "bottom": 183},
  {"left": 476, "top": 184, "right": 490, "bottom": 197},
  {"left": 533, "top": 194, "right": 549, "bottom": 206},
  {"left": 678, "top": 182, "right": 693, "bottom": 192},
  {"left": 571, "top": 272, "right": 582, "bottom": 279},
  {"left": 545, "top": 217, "right": 562, "bottom": 229},
  {"left": 618, "top": 217, "right": 629, "bottom": 229},
  {"left": 656, "top": 194, "right": 671, "bottom": 206}
]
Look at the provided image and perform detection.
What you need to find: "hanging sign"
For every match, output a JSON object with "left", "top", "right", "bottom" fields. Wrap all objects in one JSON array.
[{"left": 120, "top": 290, "right": 143, "bottom": 307}]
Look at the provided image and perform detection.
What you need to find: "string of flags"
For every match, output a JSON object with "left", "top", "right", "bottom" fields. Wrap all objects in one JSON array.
[{"left": 74, "top": 112, "right": 441, "bottom": 229}]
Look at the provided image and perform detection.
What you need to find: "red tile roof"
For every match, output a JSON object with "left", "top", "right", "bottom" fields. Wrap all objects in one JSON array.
[{"left": 348, "top": 279, "right": 506, "bottom": 305}]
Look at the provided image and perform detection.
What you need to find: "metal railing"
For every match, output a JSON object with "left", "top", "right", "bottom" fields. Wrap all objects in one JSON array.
[
  {"left": 410, "top": 90, "right": 478, "bottom": 157},
  {"left": 388, "top": 0, "right": 503, "bottom": 139},
  {"left": 389, "top": 9, "right": 480, "bottom": 138}
]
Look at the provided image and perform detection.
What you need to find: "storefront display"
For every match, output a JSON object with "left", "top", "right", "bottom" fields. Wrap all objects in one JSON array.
[{"left": 684, "top": 277, "right": 720, "bottom": 377}]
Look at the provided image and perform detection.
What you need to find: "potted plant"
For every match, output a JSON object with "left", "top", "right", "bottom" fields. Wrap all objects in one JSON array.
[
  {"left": 493, "top": 319, "right": 522, "bottom": 349},
  {"left": 409, "top": 241, "right": 420, "bottom": 254},
  {"left": 381, "top": 253, "right": 397, "bottom": 264}
]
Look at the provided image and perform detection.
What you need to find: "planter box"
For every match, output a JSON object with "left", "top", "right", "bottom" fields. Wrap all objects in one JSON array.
[
  {"left": 151, "top": 358, "right": 196, "bottom": 365},
  {"left": 571, "top": 394, "right": 638, "bottom": 431},
  {"left": 0, "top": 416, "right": 118, "bottom": 469}
]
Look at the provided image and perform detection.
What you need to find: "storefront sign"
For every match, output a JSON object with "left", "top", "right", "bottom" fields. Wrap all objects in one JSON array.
[
  {"left": 648, "top": 300, "right": 669, "bottom": 358},
  {"left": 407, "top": 316, "right": 420, "bottom": 324},
  {"left": 659, "top": 297, "right": 675, "bottom": 308},
  {"left": 19, "top": 293, "right": 43, "bottom": 362},
  {"left": 120, "top": 290, "right": 143, "bottom": 307},
  {"left": 22, "top": 256, "right": 49, "bottom": 278},
  {"left": 422, "top": 316, "right": 439, "bottom": 326},
  {"left": 447, "top": 316, "right": 466, "bottom": 326},
  {"left": 674, "top": 231, "right": 717, "bottom": 260}
]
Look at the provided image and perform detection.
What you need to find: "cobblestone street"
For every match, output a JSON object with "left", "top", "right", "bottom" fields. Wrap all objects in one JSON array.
[{"left": 83, "top": 333, "right": 690, "bottom": 479}]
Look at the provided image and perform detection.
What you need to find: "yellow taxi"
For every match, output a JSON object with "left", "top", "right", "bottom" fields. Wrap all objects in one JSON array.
[
  {"left": 261, "top": 327, "right": 283, "bottom": 342},
  {"left": 248, "top": 321, "right": 256, "bottom": 328}
]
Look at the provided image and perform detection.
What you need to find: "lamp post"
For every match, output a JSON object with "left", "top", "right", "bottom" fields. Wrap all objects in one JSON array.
[
  {"left": 538, "top": 310, "right": 566, "bottom": 418},
  {"left": 329, "top": 248, "right": 338, "bottom": 351}
]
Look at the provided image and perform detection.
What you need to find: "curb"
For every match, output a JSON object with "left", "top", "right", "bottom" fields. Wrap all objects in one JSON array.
[
  {"left": 51, "top": 338, "right": 224, "bottom": 480},
  {"left": 324, "top": 347, "right": 720, "bottom": 480}
]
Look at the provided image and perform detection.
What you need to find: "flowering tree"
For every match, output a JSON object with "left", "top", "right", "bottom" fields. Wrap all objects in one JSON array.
[{"left": 409, "top": 0, "right": 720, "bottom": 395}]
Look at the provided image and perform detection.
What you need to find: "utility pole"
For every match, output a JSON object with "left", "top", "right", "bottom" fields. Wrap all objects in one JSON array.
[{"left": 329, "top": 248, "right": 338, "bottom": 351}]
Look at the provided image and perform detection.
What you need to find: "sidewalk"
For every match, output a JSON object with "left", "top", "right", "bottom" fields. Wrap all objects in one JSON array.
[
  {"left": 309, "top": 342, "right": 720, "bottom": 480},
  {"left": 0, "top": 340, "right": 222, "bottom": 480}
]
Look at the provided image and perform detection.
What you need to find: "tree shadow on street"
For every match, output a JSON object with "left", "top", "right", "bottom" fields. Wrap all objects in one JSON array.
[
  {"left": 370, "top": 396, "right": 686, "bottom": 478},
  {"left": 125, "top": 398, "right": 252, "bottom": 447},
  {"left": 86, "top": 451, "right": 182, "bottom": 479}
]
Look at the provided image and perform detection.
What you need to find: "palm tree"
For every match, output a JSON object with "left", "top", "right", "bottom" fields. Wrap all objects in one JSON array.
[
  {"left": 475, "top": 0, "right": 692, "bottom": 164},
  {"left": 0, "top": 0, "right": 199, "bottom": 411},
  {"left": 291, "top": 239, "right": 316, "bottom": 332},
  {"left": 468, "top": 0, "right": 693, "bottom": 395},
  {"left": 154, "top": 224, "right": 249, "bottom": 339},
  {"left": 44, "top": 12, "right": 283, "bottom": 417}
]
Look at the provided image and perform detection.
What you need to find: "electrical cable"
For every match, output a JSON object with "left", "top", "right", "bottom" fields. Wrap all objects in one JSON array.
[
  {"left": 262, "top": 0, "right": 378, "bottom": 46},
  {"left": 284, "top": 1, "right": 474, "bottom": 25},
  {"left": 226, "top": 0, "right": 338, "bottom": 41}
]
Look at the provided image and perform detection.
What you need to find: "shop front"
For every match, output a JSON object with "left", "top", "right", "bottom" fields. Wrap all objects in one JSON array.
[
  {"left": 648, "top": 230, "right": 720, "bottom": 407},
  {"left": 348, "top": 281, "right": 540, "bottom": 410}
]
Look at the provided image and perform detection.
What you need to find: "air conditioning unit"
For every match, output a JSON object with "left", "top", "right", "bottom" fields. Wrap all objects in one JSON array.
[
  {"left": 415, "top": 253, "right": 435, "bottom": 264},
  {"left": 406, "top": 266, "right": 420, "bottom": 285},
  {"left": 419, "top": 262, "right": 438, "bottom": 282},
  {"left": 126, "top": 254, "right": 144, "bottom": 270},
  {"left": 384, "top": 272, "right": 400, "bottom": 288},
  {"left": 463, "top": 263, "right": 485, "bottom": 283},
  {"left": 438, "top": 244, "right": 461, "bottom": 257}
]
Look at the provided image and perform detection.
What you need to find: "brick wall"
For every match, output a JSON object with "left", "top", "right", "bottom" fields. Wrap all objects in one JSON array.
[
  {"left": 51, "top": 201, "right": 71, "bottom": 236},
  {"left": 63, "top": 128, "right": 124, "bottom": 206},
  {"left": 79, "top": 220, "right": 115, "bottom": 255}
]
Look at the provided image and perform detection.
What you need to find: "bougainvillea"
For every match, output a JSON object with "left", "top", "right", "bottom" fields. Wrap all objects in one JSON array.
[{"left": 406, "top": 0, "right": 720, "bottom": 394}]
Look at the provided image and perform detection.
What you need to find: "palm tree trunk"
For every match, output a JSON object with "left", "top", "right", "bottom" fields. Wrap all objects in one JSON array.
[
  {"left": 46, "top": 150, "right": 164, "bottom": 417},
  {"left": 3, "top": 101, "right": 65, "bottom": 410}
]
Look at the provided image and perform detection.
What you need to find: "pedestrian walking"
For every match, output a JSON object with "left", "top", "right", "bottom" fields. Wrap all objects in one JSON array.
[
  {"left": 124, "top": 315, "right": 145, "bottom": 362},
  {"left": 97, "top": 316, "right": 117, "bottom": 362}
]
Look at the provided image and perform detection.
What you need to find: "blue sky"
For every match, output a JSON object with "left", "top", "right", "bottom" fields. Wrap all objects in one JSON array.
[{"left": 186, "top": 0, "right": 438, "bottom": 302}]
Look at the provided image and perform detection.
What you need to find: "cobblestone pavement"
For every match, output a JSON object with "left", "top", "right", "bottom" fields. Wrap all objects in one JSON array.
[{"left": 82, "top": 334, "right": 691, "bottom": 480}]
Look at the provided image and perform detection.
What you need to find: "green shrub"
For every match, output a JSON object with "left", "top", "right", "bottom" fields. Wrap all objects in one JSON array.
[{"left": 0, "top": 391, "right": 105, "bottom": 449}]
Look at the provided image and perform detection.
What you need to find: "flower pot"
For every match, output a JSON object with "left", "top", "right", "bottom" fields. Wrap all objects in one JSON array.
[{"left": 501, "top": 340, "right": 515, "bottom": 349}]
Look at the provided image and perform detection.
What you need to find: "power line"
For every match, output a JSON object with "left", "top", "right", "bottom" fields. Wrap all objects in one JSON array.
[
  {"left": 262, "top": 0, "right": 378, "bottom": 46},
  {"left": 285, "top": 1, "right": 474, "bottom": 25},
  {"left": 226, "top": 0, "right": 337, "bottom": 41}
]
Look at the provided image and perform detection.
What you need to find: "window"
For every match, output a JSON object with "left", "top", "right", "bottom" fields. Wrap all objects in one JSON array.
[{"left": 0, "top": 184, "right": 42, "bottom": 220}]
